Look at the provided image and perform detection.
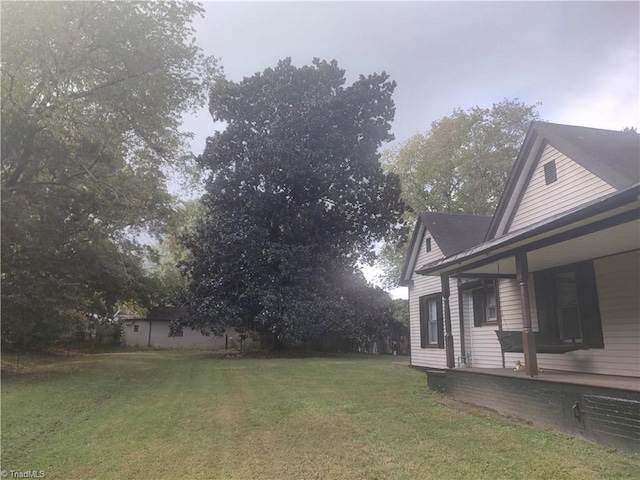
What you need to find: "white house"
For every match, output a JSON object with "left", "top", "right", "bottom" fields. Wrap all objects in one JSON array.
[
  {"left": 121, "top": 307, "right": 251, "bottom": 350},
  {"left": 400, "top": 122, "right": 640, "bottom": 453}
]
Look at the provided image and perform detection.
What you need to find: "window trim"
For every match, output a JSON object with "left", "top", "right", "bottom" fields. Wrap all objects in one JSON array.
[
  {"left": 169, "top": 328, "right": 184, "bottom": 338},
  {"left": 533, "top": 260, "right": 603, "bottom": 349},
  {"left": 463, "top": 279, "right": 500, "bottom": 327},
  {"left": 419, "top": 293, "right": 444, "bottom": 349}
]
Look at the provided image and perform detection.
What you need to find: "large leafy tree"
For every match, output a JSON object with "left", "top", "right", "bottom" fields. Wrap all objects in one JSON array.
[
  {"left": 183, "top": 58, "right": 405, "bottom": 346},
  {"left": 379, "top": 99, "right": 541, "bottom": 287},
  {"left": 146, "top": 200, "right": 205, "bottom": 307},
  {"left": 1, "top": 2, "right": 217, "bottom": 348}
]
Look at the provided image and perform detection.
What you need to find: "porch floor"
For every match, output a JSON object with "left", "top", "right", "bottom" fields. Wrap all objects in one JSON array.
[{"left": 457, "top": 367, "right": 640, "bottom": 392}]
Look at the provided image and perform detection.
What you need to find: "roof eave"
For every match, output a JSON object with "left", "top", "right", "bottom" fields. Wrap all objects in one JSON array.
[{"left": 416, "top": 184, "right": 640, "bottom": 277}]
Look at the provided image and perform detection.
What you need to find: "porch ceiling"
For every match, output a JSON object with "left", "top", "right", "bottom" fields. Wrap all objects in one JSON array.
[{"left": 462, "top": 218, "right": 639, "bottom": 275}]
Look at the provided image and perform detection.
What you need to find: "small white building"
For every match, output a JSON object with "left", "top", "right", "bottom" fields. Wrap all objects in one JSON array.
[{"left": 121, "top": 307, "right": 250, "bottom": 350}]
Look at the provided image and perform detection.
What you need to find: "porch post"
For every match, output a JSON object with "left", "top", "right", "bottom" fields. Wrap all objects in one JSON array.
[
  {"left": 441, "top": 275, "right": 455, "bottom": 369},
  {"left": 515, "top": 252, "right": 538, "bottom": 377}
]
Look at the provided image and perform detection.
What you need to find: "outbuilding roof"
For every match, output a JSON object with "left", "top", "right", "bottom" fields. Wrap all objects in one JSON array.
[{"left": 147, "top": 306, "right": 188, "bottom": 322}]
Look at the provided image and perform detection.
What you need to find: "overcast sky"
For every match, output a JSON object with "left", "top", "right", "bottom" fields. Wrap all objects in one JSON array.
[
  {"left": 183, "top": 1, "right": 639, "bottom": 153},
  {"left": 180, "top": 1, "right": 639, "bottom": 297}
]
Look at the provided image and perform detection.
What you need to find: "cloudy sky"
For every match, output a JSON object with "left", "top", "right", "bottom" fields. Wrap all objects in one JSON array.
[
  {"left": 184, "top": 1, "right": 639, "bottom": 153},
  {"left": 181, "top": 1, "right": 639, "bottom": 296}
]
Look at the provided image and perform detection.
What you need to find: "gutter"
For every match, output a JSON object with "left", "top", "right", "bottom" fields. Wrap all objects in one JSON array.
[{"left": 416, "top": 184, "right": 639, "bottom": 276}]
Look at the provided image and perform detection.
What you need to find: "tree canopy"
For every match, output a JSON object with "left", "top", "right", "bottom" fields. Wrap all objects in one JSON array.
[
  {"left": 378, "top": 99, "right": 541, "bottom": 287},
  {"left": 183, "top": 58, "right": 405, "bottom": 346},
  {"left": 1, "top": 1, "right": 217, "bottom": 348},
  {"left": 146, "top": 199, "right": 206, "bottom": 307},
  {"left": 384, "top": 99, "right": 541, "bottom": 217}
]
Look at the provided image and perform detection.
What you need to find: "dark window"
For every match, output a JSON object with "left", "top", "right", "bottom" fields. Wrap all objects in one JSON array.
[
  {"left": 472, "top": 280, "right": 499, "bottom": 327},
  {"left": 556, "top": 271, "right": 582, "bottom": 342},
  {"left": 169, "top": 329, "right": 184, "bottom": 338},
  {"left": 426, "top": 237, "right": 432, "bottom": 252},
  {"left": 133, "top": 325, "right": 139, "bottom": 332},
  {"left": 543, "top": 160, "right": 557, "bottom": 185},
  {"left": 419, "top": 293, "right": 444, "bottom": 348},
  {"left": 534, "top": 261, "right": 603, "bottom": 348}
]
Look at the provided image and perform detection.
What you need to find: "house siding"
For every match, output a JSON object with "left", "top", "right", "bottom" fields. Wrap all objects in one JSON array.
[
  {"left": 122, "top": 321, "right": 151, "bottom": 347},
  {"left": 122, "top": 320, "right": 237, "bottom": 349},
  {"left": 461, "top": 278, "right": 541, "bottom": 369},
  {"left": 461, "top": 290, "right": 503, "bottom": 368},
  {"left": 500, "top": 279, "right": 540, "bottom": 368},
  {"left": 409, "top": 232, "right": 461, "bottom": 369},
  {"left": 508, "top": 145, "right": 616, "bottom": 233}
]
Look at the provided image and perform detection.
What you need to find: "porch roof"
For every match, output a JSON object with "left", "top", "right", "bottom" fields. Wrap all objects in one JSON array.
[{"left": 415, "top": 184, "right": 640, "bottom": 277}]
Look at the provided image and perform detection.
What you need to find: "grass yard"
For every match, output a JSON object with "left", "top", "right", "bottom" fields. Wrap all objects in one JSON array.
[{"left": 1, "top": 350, "right": 638, "bottom": 479}]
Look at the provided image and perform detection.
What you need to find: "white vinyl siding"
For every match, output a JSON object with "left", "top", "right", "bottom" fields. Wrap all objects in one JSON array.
[
  {"left": 122, "top": 321, "right": 150, "bottom": 347},
  {"left": 121, "top": 321, "right": 250, "bottom": 349},
  {"left": 500, "top": 279, "right": 540, "bottom": 367},
  {"left": 409, "top": 231, "right": 461, "bottom": 369},
  {"left": 461, "top": 290, "right": 503, "bottom": 368},
  {"left": 508, "top": 145, "right": 616, "bottom": 233},
  {"left": 462, "top": 278, "right": 539, "bottom": 369}
]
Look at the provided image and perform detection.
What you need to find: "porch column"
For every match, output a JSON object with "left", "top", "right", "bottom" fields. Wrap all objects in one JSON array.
[
  {"left": 441, "top": 275, "right": 455, "bottom": 369},
  {"left": 515, "top": 252, "right": 538, "bottom": 377}
]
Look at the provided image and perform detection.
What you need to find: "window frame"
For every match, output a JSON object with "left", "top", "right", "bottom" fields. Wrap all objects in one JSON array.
[
  {"left": 419, "top": 293, "right": 444, "bottom": 349},
  {"left": 533, "top": 260, "right": 603, "bottom": 349},
  {"left": 169, "top": 328, "right": 184, "bottom": 338},
  {"left": 468, "top": 280, "right": 500, "bottom": 327}
]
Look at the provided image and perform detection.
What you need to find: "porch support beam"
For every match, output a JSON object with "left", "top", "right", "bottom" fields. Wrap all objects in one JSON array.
[
  {"left": 515, "top": 252, "right": 538, "bottom": 377},
  {"left": 441, "top": 275, "right": 455, "bottom": 369}
]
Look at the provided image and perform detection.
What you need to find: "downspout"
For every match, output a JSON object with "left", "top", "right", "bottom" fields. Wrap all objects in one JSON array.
[{"left": 147, "top": 320, "right": 152, "bottom": 348}]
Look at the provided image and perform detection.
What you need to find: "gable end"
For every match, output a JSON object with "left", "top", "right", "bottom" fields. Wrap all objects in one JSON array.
[
  {"left": 486, "top": 122, "right": 639, "bottom": 240},
  {"left": 505, "top": 144, "right": 617, "bottom": 233}
]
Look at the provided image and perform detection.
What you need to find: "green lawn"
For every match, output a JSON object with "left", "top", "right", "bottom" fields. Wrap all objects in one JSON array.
[{"left": 1, "top": 350, "right": 638, "bottom": 479}]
